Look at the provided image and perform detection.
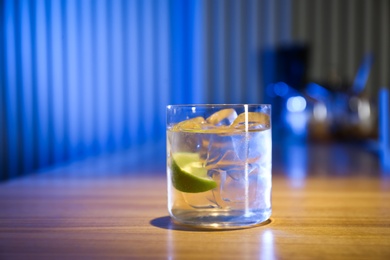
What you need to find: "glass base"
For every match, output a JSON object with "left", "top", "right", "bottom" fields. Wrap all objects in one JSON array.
[{"left": 170, "top": 208, "right": 271, "bottom": 230}]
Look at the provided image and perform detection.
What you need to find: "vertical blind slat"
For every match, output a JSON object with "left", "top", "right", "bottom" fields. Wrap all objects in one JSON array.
[
  {"left": 65, "top": 0, "right": 80, "bottom": 159},
  {"left": 230, "top": 0, "right": 241, "bottom": 103},
  {"left": 110, "top": 0, "right": 125, "bottom": 149},
  {"left": 0, "top": 1, "right": 6, "bottom": 179},
  {"left": 35, "top": 0, "right": 50, "bottom": 167},
  {"left": 50, "top": 0, "right": 65, "bottom": 163},
  {"left": 379, "top": 0, "right": 389, "bottom": 87},
  {"left": 4, "top": 0, "right": 19, "bottom": 177},
  {"left": 191, "top": 0, "right": 205, "bottom": 104},
  {"left": 213, "top": 0, "right": 225, "bottom": 103},
  {"left": 20, "top": 0, "right": 34, "bottom": 173},
  {"left": 79, "top": 0, "right": 95, "bottom": 155},
  {"left": 246, "top": 0, "right": 258, "bottom": 103},
  {"left": 156, "top": 0, "right": 170, "bottom": 132},
  {"left": 330, "top": 0, "right": 340, "bottom": 72},
  {"left": 126, "top": 0, "right": 140, "bottom": 147},
  {"left": 141, "top": 0, "right": 154, "bottom": 143},
  {"left": 94, "top": 0, "right": 109, "bottom": 153},
  {"left": 346, "top": 0, "right": 357, "bottom": 80}
]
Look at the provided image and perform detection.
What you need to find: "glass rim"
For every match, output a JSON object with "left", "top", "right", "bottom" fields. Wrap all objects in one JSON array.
[{"left": 167, "top": 104, "right": 271, "bottom": 109}]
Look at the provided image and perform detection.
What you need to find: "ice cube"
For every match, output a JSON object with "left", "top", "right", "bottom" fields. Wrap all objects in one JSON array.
[
  {"left": 182, "top": 191, "right": 219, "bottom": 209},
  {"left": 169, "top": 117, "right": 206, "bottom": 153},
  {"left": 254, "top": 168, "right": 272, "bottom": 208},
  {"left": 206, "top": 108, "right": 238, "bottom": 126},
  {"left": 206, "top": 169, "right": 227, "bottom": 208},
  {"left": 169, "top": 130, "right": 203, "bottom": 153},
  {"left": 182, "top": 168, "right": 228, "bottom": 209},
  {"left": 226, "top": 163, "right": 257, "bottom": 180},
  {"left": 231, "top": 129, "right": 272, "bottom": 165},
  {"left": 231, "top": 112, "right": 270, "bottom": 130},
  {"left": 204, "top": 134, "right": 243, "bottom": 170},
  {"left": 224, "top": 129, "right": 271, "bottom": 208},
  {"left": 220, "top": 164, "right": 259, "bottom": 206},
  {"left": 200, "top": 123, "right": 218, "bottom": 131}
]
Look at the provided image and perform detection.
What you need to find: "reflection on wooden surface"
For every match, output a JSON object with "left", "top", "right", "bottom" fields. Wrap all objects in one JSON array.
[{"left": 0, "top": 143, "right": 389, "bottom": 259}]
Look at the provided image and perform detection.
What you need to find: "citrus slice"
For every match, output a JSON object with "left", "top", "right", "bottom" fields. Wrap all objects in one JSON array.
[{"left": 171, "top": 153, "right": 217, "bottom": 193}]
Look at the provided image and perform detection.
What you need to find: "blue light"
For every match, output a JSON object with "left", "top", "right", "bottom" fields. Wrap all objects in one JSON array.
[
  {"left": 306, "top": 82, "right": 330, "bottom": 102},
  {"left": 229, "top": 0, "right": 241, "bottom": 103},
  {"left": 212, "top": 0, "right": 225, "bottom": 103},
  {"left": 286, "top": 96, "right": 306, "bottom": 112},
  {"left": 126, "top": 0, "right": 140, "bottom": 147},
  {"left": 352, "top": 53, "right": 374, "bottom": 95},
  {"left": 4, "top": 0, "right": 19, "bottom": 177},
  {"left": 65, "top": 0, "right": 82, "bottom": 159},
  {"left": 285, "top": 145, "right": 307, "bottom": 188},
  {"left": 35, "top": 0, "right": 50, "bottom": 166},
  {"left": 81, "top": 0, "right": 98, "bottom": 152},
  {"left": 192, "top": 0, "right": 205, "bottom": 104},
  {"left": 50, "top": 0, "right": 66, "bottom": 163},
  {"left": 285, "top": 111, "right": 308, "bottom": 136},
  {"left": 285, "top": 96, "right": 308, "bottom": 136},
  {"left": 379, "top": 88, "right": 389, "bottom": 172},
  {"left": 109, "top": 0, "right": 125, "bottom": 150},
  {"left": 20, "top": 0, "right": 34, "bottom": 172},
  {"left": 266, "top": 83, "right": 277, "bottom": 98},
  {"left": 273, "top": 82, "right": 289, "bottom": 97}
]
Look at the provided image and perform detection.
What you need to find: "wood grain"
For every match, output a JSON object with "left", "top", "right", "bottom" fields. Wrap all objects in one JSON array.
[{"left": 1, "top": 147, "right": 390, "bottom": 259}]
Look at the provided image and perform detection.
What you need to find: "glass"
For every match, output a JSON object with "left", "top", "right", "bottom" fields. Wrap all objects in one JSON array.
[{"left": 166, "top": 104, "right": 272, "bottom": 229}]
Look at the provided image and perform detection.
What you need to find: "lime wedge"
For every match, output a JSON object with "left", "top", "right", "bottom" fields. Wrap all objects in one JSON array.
[{"left": 171, "top": 153, "right": 217, "bottom": 193}]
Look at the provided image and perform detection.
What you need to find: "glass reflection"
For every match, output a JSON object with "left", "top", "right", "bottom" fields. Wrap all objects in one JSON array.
[
  {"left": 285, "top": 144, "right": 307, "bottom": 187},
  {"left": 260, "top": 230, "right": 275, "bottom": 260}
]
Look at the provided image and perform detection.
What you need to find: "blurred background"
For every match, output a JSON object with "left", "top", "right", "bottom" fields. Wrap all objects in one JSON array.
[{"left": 1, "top": 0, "right": 389, "bottom": 180}]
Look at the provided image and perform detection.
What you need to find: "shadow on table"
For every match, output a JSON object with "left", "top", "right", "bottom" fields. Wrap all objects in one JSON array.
[{"left": 150, "top": 216, "right": 272, "bottom": 232}]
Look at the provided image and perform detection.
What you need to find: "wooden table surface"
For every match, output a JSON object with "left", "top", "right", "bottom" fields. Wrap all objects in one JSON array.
[{"left": 1, "top": 143, "right": 390, "bottom": 259}]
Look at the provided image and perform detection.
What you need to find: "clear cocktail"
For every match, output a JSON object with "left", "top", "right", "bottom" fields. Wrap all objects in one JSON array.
[{"left": 167, "top": 105, "right": 272, "bottom": 229}]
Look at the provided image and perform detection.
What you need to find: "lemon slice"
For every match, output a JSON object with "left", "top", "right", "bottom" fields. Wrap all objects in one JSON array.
[{"left": 171, "top": 153, "right": 217, "bottom": 193}]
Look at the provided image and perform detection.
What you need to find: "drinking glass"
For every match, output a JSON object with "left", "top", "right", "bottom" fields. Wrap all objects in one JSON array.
[{"left": 167, "top": 104, "right": 272, "bottom": 229}]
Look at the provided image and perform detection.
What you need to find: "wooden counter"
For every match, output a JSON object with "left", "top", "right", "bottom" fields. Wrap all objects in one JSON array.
[{"left": 1, "top": 143, "right": 390, "bottom": 259}]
